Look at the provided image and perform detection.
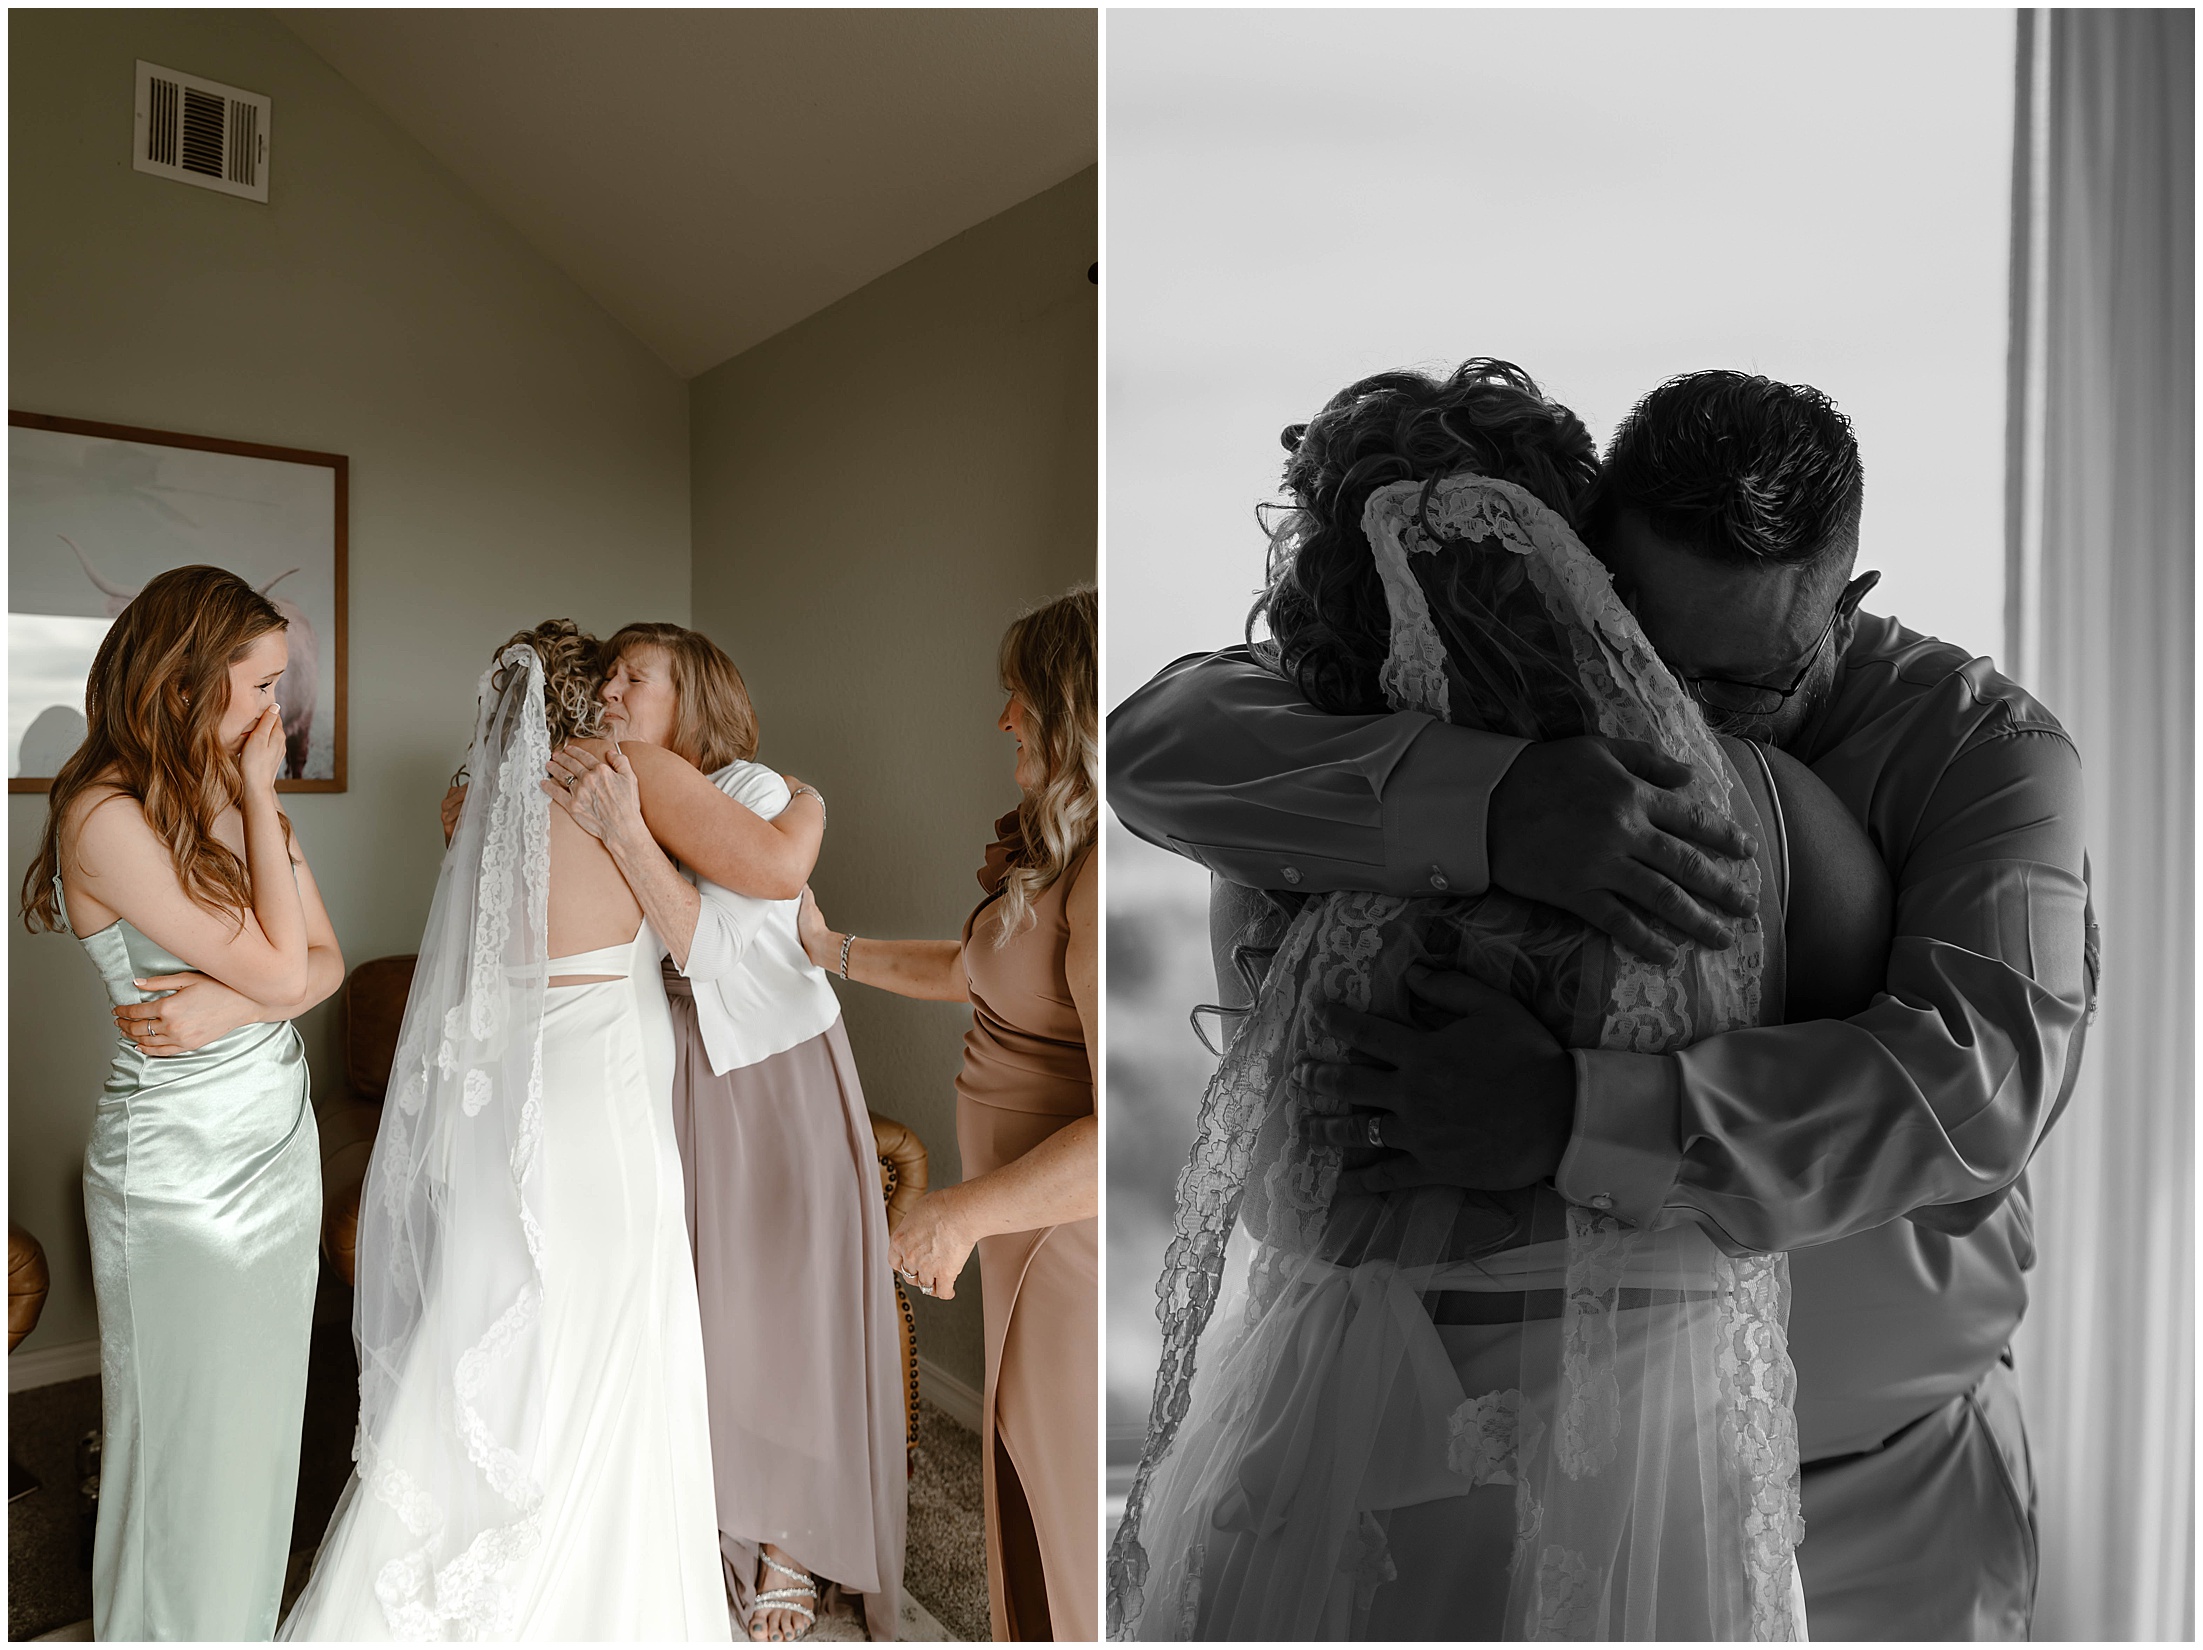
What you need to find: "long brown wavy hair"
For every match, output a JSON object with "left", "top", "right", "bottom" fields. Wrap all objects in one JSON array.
[
  {"left": 22, "top": 565, "right": 291, "bottom": 934},
  {"left": 602, "top": 622, "right": 760, "bottom": 772},
  {"left": 992, "top": 584, "right": 1097, "bottom": 947}
]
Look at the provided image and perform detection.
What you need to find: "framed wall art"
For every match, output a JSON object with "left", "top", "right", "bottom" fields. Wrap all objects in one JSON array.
[{"left": 9, "top": 412, "right": 348, "bottom": 792}]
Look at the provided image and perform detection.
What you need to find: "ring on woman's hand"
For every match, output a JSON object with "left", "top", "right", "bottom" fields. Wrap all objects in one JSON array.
[
  {"left": 1365, "top": 1114, "right": 1384, "bottom": 1148},
  {"left": 563, "top": 774, "right": 576, "bottom": 790}
]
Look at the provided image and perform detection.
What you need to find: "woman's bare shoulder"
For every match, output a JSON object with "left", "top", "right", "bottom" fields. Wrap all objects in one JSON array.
[
  {"left": 64, "top": 775, "right": 145, "bottom": 840},
  {"left": 1754, "top": 744, "right": 1871, "bottom": 852},
  {"left": 591, "top": 737, "right": 688, "bottom": 777}
]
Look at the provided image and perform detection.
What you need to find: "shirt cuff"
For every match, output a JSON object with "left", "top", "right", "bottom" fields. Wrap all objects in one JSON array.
[
  {"left": 1380, "top": 722, "right": 1529, "bottom": 896},
  {"left": 1557, "top": 1048, "right": 1685, "bottom": 1228},
  {"left": 679, "top": 891, "right": 752, "bottom": 983}
]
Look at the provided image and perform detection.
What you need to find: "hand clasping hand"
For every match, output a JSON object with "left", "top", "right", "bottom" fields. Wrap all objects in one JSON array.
[
  {"left": 113, "top": 973, "right": 260, "bottom": 1057},
  {"left": 888, "top": 1190, "right": 976, "bottom": 1301},
  {"left": 1296, "top": 964, "right": 1575, "bottom": 1195}
]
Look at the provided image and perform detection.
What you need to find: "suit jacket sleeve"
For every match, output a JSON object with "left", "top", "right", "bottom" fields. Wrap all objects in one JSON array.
[
  {"left": 1106, "top": 648, "right": 1527, "bottom": 895},
  {"left": 1557, "top": 727, "right": 2094, "bottom": 1254}
]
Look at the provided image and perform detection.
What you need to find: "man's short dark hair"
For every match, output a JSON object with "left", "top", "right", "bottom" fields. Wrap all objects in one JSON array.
[{"left": 1585, "top": 371, "right": 1864, "bottom": 569}]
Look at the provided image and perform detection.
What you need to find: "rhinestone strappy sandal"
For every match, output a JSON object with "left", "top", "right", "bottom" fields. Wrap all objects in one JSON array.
[{"left": 750, "top": 1550, "right": 818, "bottom": 1642}]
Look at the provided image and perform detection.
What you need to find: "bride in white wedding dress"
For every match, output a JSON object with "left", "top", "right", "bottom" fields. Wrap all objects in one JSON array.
[{"left": 284, "top": 625, "right": 800, "bottom": 1641}]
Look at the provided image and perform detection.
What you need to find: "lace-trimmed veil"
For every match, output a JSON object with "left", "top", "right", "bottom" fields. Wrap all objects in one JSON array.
[
  {"left": 312, "top": 642, "right": 555, "bottom": 1637},
  {"left": 1107, "top": 476, "right": 1805, "bottom": 1640}
]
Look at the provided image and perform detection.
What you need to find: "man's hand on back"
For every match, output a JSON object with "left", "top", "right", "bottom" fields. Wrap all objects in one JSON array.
[{"left": 1489, "top": 736, "right": 1757, "bottom": 963}]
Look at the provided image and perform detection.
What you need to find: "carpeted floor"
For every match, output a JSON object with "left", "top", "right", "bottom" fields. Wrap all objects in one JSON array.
[{"left": 10, "top": 1292, "right": 990, "bottom": 1642}]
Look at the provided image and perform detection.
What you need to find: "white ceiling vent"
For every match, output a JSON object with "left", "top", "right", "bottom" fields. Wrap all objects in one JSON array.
[{"left": 134, "top": 61, "right": 269, "bottom": 202}]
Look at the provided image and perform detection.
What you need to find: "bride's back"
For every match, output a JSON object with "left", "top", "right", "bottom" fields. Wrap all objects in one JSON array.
[{"left": 546, "top": 806, "right": 644, "bottom": 969}]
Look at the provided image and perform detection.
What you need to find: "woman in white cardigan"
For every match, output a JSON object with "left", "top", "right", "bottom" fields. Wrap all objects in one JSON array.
[{"left": 546, "top": 624, "right": 905, "bottom": 1644}]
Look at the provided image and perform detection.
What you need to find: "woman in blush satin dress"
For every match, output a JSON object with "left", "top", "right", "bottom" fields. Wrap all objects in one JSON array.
[
  {"left": 799, "top": 586, "right": 1098, "bottom": 1641},
  {"left": 22, "top": 565, "right": 345, "bottom": 1640},
  {"left": 548, "top": 622, "right": 904, "bottom": 1644}
]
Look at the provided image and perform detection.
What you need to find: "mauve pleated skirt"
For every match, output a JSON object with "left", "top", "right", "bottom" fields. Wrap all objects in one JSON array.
[{"left": 665, "top": 969, "right": 908, "bottom": 1640}]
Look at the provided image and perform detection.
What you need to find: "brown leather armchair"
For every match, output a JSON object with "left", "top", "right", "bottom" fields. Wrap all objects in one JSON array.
[
  {"left": 8, "top": 1222, "right": 50, "bottom": 1354},
  {"left": 10, "top": 1222, "right": 51, "bottom": 1499},
  {"left": 318, "top": 956, "right": 930, "bottom": 1467}
]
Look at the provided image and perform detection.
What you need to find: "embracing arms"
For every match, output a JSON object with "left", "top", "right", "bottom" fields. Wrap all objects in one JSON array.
[
  {"left": 540, "top": 739, "right": 824, "bottom": 971},
  {"left": 883, "top": 850, "right": 1099, "bottom": 1298},
  {"left": 1562, "top": 728, "right": 2093, "bottom": 1252},
  {"left": 1188, "top": 624, "right": 2097, "bottom": 1253},
  {"left": 1110, "top": 648, "right": 1760, "bottom": 959},
  {"left": 795, "top": 892, "right": 968, "bottom": 1003},
  {"left": 82, "top": 712, "right": 345, "bottom": 1053},
  {"left": 598, "top": 741, "right": 823, "bottom": 898}
]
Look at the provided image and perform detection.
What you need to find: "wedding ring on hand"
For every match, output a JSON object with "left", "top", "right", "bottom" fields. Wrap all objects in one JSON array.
[
  {"left": 1365, "top": 1114, "right": 1384, "bottom": 1148},
  {"left": 897, "top": 1268, "right": 936, "bottom": 1298}
]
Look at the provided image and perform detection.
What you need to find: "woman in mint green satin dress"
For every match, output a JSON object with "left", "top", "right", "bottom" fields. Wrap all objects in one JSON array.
[{"left": 21, "top": 565, "right": 345, "bottom": 1640}]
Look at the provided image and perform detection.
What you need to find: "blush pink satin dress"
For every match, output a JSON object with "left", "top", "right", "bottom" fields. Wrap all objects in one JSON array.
[{"left": 957, "top": 819, "right": 1097, "bottom": 1641}]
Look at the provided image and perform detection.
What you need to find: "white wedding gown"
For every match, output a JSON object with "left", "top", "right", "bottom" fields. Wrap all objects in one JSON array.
[{"left": 282, "top": 923, "right": 730, "bottom": 1641}]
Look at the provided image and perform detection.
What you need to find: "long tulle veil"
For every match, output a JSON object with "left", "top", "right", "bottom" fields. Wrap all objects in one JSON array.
[
  {"left": 293, "top": 642, "right": 555, "bottom": 1638},
  {"left": 1107, "top": 475, "right": 1804, "bottom": 1640}
]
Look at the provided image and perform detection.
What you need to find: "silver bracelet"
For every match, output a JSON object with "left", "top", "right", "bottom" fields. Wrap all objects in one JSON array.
[
  {"left": 791, "top": 783, "right": 825, "bottom": 821},
  {"left": 838, "top": 933, "right": 855, "bottom": 980}
]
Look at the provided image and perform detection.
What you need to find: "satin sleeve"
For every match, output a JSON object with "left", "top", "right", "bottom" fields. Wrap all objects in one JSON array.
[
  {"left": 1558, "top": 727, "right": 2094, "bottom": 1254},
  {"left": 675, "top": 759, "right": 789, "bottom": 985},
  {"left": 678, "top": 878, "right": 773, "bottom": 983},
  {"left": 1106, "top": 646, "right": 1527, "bottom": 895}
]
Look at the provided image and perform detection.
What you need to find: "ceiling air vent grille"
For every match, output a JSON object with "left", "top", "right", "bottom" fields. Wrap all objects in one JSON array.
[{"left": 134, "top": 61, "right": 269, "bottom": 202}]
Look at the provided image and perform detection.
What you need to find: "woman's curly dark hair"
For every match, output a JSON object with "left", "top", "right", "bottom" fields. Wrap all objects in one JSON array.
[{"left": 1248, "top": 358, "right": 1600, "bottom": 714}]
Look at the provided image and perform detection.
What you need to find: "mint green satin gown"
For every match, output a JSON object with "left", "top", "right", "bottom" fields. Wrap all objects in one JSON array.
[{"left": 59, "top": 878, "right": 321, "bottom": 1641}]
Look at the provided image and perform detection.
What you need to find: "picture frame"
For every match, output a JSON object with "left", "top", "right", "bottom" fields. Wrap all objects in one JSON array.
[{"left": 8, "top": 412, "right": 348, "bottom": 792}]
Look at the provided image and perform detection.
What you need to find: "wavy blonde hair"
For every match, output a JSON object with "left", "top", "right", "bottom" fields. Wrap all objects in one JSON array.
[
  {"left": 991, "top": 584, "right": 1097, "bottom": 947},
  {"left": 22, "top": 565, "right": 291, "bottom": 934}
]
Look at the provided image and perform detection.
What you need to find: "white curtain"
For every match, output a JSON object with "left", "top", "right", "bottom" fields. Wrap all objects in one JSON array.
[{"left": 2005, "top": 8, "right": 2194, "bottom": 1641}]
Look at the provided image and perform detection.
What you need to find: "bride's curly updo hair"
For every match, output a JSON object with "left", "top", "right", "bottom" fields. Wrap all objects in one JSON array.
[
  {"left": 495, "top": 619, "right": 608, "bottom": 747},
  {"left": 1249, "top": 358, "right": 1601, "bottom": 715}
]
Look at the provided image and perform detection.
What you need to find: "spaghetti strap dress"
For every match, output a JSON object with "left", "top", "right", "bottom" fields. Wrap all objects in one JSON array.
[
  {"left": 955, "top": 817, "right": 1096, "bottom": 1641},
  {"left": 58, "top": 874, "right": 320, "bottom": 1641}
]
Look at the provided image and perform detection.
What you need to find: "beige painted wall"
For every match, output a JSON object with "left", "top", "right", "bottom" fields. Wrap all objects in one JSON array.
[
  {"left": 9, "top": 10, "right": 691, "bottom": 1352},
  {"left": 687, "top": 169, "right": 1097, "bottom": 1388}
]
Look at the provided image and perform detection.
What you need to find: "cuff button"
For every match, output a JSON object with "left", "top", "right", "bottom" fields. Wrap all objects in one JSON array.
[
  {"left": 1281, "top": 865, "right": 1302, "bottom": 885},
  {"left": 1588, "top": 1192, "right": 1614, "bottom": 1212},
  {"left": 1428, "top": 867, "right": 1450, "bottom": 891}
]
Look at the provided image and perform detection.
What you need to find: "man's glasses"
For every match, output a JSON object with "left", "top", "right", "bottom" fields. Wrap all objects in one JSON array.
[{"left": 1624, "top": 570, "right": 1881, "bottom": 719}]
